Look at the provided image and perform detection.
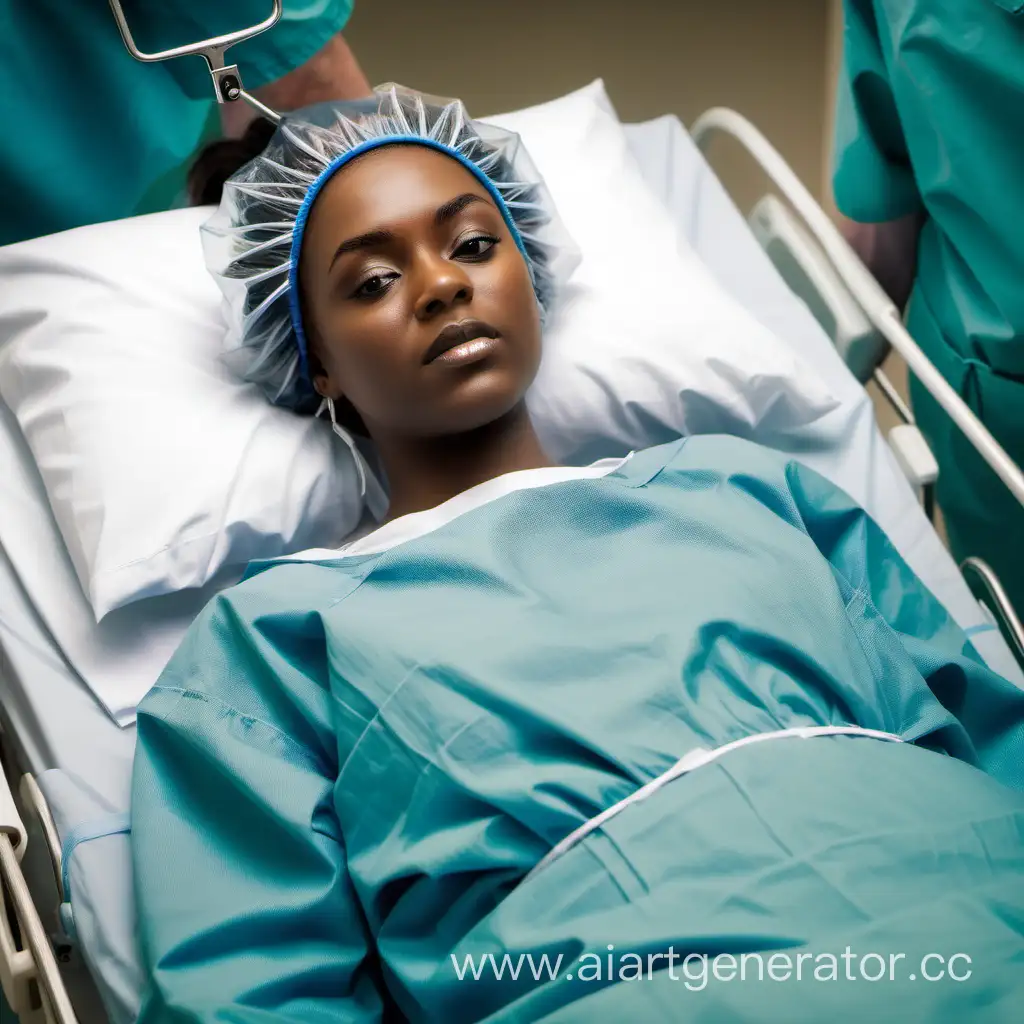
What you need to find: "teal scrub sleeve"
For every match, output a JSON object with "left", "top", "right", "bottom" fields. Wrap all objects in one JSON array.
[
  {"left": 121, "top": 0, "right": 355, "bottom": 100},
  {"left": 131, "top": 598, "right": 382, "bottom": 1023},
  {"left": 783, "top": 457, "right": 1024, "bottom": 790},
  {"left": 832, "top": 0, "right": 923, "bottom": 223}
]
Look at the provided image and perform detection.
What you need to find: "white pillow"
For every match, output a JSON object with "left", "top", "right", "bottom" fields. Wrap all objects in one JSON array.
[
  {"left": 0, "top": 79, "right": 837, "bottom": 622},
  {"left": 488, "top": 80, "right": 839, "bottom": 464},
  {"left": 0, "top": 209, "right": 365, "bottom": 622}
]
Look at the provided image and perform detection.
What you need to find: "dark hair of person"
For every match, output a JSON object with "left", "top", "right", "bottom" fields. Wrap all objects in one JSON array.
[
  {"left": 186, "top": 114, "right": 365, "bottom": 427},
  {"left": 187, "top": 117, "right": 277, "bottom": 206}
]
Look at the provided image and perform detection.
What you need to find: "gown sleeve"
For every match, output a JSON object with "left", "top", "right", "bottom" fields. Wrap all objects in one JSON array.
[
  {"left": 831, "top": 0, "right": 923, "bottom": 222},
  {"left": 131, "top": 581, "right": 383, "bottom": 1023},
  {"left": 783, "top": 455, "right": 1024, "bottom": 791}
]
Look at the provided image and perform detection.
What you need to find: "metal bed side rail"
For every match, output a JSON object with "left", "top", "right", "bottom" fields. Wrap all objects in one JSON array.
[
  {"left": 0, "top": 740, "right": 77, "bottom": 1024},
  {"left": 961, "top": 558, "right": 1024, "bottom": 668},
  {"left": 689, "top": 108, "right": 1024, "bottom": 516}
]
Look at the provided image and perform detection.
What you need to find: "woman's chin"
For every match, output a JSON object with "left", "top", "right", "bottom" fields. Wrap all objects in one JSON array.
[{"left": 425, "top": 373, "right": 531, "bottom": 439}]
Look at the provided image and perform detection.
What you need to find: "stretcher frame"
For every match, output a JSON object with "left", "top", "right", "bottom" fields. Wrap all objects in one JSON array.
[
  {"left": 2, "top": 107, "right": 1023, "bottom": 1024},
  {"left": 689, "top": 109, "right": 1024, "bottom": 661}
]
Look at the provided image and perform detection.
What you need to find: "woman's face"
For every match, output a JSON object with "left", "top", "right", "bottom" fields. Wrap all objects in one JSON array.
[{"left": 299, "top": 145, "right": 542, "bottom": 440}]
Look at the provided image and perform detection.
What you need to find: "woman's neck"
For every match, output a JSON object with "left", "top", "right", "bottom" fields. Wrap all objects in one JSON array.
[{"left": 375, "top": 404, "right": 555, "bottom": 522}]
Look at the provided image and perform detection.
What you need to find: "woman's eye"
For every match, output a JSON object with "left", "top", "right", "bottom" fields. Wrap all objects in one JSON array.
[
  {"left": 352, "top": 272, "right": 397, "bottom": 300},
  {"left": 455, "top": 236, "right": 498, "bottom": 260}
]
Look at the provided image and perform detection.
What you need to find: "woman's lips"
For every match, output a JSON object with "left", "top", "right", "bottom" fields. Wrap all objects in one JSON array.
[
  {"left": 424, "top": 319, "right": 501, "bottom": 364},
  {"left": 428, "top": 335, "right": 501, "bottom": 366}
]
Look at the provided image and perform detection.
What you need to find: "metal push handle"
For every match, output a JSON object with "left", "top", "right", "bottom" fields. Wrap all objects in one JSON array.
[{"left": 107, "top": 0, "right": 284, "bottom": 122}]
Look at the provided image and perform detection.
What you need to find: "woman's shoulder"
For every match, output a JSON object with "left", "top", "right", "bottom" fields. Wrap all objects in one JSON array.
[
  {"left": 141, "top": 557, "right": 365, "bottom": 719},
  {"left": 138, "top": 561, "right": 358, "bottom": 753}
]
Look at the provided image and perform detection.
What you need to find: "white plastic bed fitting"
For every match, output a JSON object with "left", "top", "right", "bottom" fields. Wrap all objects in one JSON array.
[
  {"left": 747, "top": 193, "right": 916, "bottom": 422},
  {"left": 0, "top": 745, "right": 79, "bottom": 1024},
  {"left": 691, "top": 108, "right": 1024, "bottom": 515},
  {"left": 890, "top": 423, "right": 939, "bottom": 521},
  {"left": 748, "top": 194, "right": 887, "bottom": 385},
  {"left": 747, "top": 192, "right": 939, "bottom": 512}
]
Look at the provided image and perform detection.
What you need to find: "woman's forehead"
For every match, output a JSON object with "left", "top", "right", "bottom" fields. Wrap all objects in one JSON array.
[{"left": 311, "top": 146, "right": 495, "bottom": 240}]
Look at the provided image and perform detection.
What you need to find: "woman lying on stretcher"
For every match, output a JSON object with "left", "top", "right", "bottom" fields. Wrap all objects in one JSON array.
[{"left": 131, "top": 85, "right": 1024, "bottom": 1024}]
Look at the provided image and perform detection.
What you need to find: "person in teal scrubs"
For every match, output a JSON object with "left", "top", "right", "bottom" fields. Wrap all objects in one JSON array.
[
  {"left": 832, "top": 0, "right": 1024, "bottom": 614},
  {"left": 128, "top": 89, "right": 1024, "bottom": 1024},
  {"left": 0, "top": 1, "right": 368, "bottom": 246}
]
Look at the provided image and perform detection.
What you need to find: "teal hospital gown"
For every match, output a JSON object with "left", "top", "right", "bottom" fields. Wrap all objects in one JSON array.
[
  {"left": 131, "top": 436, "right": 1024, "bottom": 1023},
  {"left": 832, "top": 0, "right": 1024, "bottom": 613}
]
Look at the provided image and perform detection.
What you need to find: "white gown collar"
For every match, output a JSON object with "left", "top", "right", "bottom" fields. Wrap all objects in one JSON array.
[{"left": 284, "top": 455, "right": 631, "bottom": 562}]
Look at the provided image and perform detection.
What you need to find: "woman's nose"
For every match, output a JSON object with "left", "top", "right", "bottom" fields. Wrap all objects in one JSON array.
[{"left": 414, "top": 258, "right": 473, "bottom": 321}]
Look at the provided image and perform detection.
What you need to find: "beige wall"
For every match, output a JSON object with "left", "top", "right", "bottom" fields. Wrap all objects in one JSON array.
[{"left": 345, "top": 0, "right": 834, "bottom": 213}]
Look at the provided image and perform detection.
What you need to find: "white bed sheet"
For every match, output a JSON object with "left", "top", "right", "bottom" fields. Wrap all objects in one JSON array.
[
  {"left": 0, "top": 114, "right": 1020, "bottom": 1024},
  {"left": 0, "top": 398, "right": 139, "bottom": 1022},
  {"left": 628, "top": 115, "right": 1020, "bottom": 684}
]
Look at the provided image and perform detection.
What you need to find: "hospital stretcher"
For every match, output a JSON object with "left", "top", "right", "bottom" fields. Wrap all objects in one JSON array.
[{"left": 2, "top": 109, "right": 1024, "bottom": 1024}]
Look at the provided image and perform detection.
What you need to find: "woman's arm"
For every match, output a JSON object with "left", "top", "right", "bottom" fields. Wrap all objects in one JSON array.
[{"left": 132, "top": 590, "right": 382, "bottom": 1023}]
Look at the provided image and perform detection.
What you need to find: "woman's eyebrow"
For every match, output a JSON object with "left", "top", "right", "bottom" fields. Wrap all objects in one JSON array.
[
  {"left": 330, "top": 229, "right": 394, "bottom": 268},
  {"left": 435, "top": 192, "right": 486, "bottom": 225},
  {"left": 329, "top": 194, "right": 486, "bottom": 269}
]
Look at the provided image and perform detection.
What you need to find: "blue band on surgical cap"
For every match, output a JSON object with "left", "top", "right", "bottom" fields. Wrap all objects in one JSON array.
[{"left": 287, "top": 135, "right": 533, "bottom": 384}]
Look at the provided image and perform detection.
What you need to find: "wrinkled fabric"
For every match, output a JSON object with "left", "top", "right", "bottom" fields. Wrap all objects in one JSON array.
[
  {"left": 832, "top": 0, "right": 1024, "bottom": 611},
  {"left": 131, "top": 436, "right": 1024, "bottom": 1023}
]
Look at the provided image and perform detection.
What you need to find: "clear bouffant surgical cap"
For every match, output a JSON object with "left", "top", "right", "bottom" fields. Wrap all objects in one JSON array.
[{"left": 202, "top": 84, "right": 577, "bottom": 412}]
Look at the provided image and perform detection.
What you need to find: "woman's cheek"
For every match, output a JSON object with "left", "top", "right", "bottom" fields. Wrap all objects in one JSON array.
[{"left": 474, "top": 258, "right": 517, "bottom": 303}]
